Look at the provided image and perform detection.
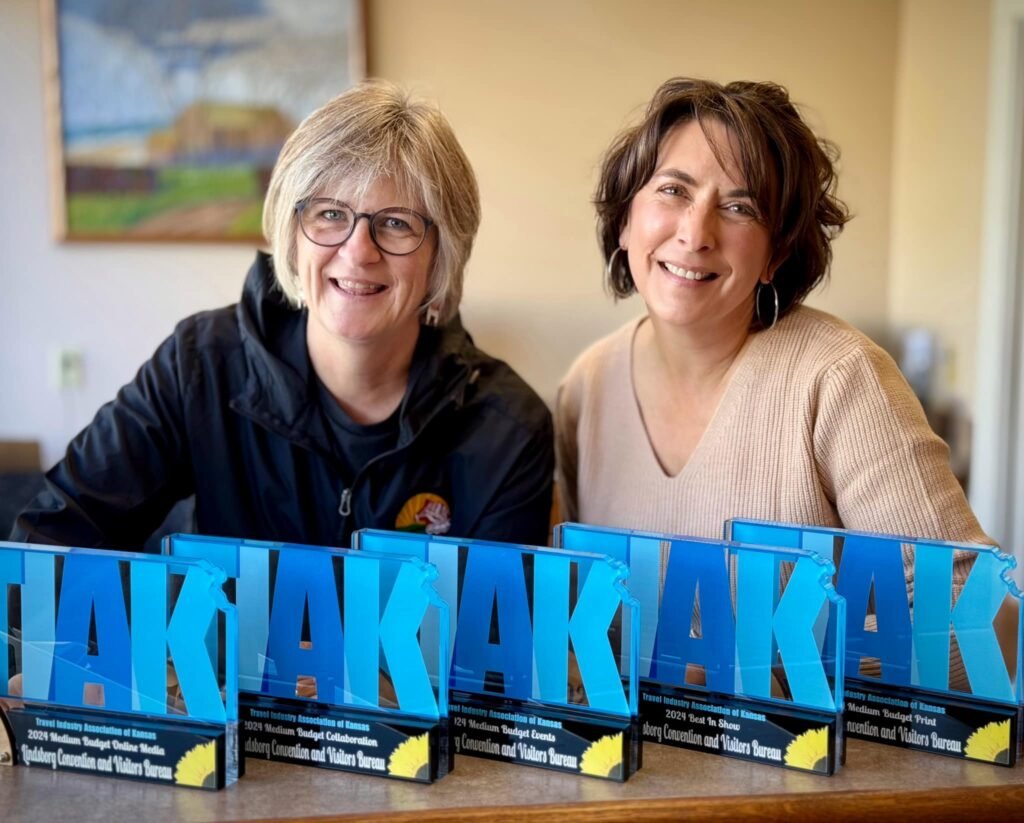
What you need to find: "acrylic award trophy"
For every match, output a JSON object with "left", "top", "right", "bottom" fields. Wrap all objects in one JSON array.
[
  {"left": 353, "top": 529, "right": 642, "bottom": 781},
  {"left": 166, "top": 534, "right": 451, "bottom": 782},
  {"left": 726, "top": 519, "right": 1024, "bottom": 766},
  {"left": 0, "top": 541, "right": 239, "bottom": 789},
  {"left": 555, "top": 523, "right": 846, "bottom": 775}
]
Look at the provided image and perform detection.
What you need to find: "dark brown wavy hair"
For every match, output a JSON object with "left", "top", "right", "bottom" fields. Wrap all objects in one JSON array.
[{"left": 595, "top": 78, "right": 851, "bottom": 327}]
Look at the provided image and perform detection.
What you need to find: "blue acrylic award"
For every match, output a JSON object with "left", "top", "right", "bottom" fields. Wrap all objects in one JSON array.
[
  {"left": 165, "top": 534, "right": 451, "bottom": 782},
  {"left": 353, "top": 529, "right": 642, "bottom": 781},
  {"left": 726, "top": 520, "right": 1024, "bottom": 766},
  {"left": 555, "top": 523, "right": 846, "bottom": 775},
  {"left": 0, "top": 541, "right": 239, "bottom": 789}
]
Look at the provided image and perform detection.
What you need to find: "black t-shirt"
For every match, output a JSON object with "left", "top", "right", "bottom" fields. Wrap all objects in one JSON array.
[
  {"left": 315, "top": 378, "right": 401, "bottom": 481},
  {"left": 311, "top": 326, "right": 439, "bottom": 479}
]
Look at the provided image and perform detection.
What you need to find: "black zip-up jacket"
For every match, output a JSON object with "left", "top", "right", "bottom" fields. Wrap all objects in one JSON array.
[{"left": 11, "top": 254, "right": 554, "bottom": 550}]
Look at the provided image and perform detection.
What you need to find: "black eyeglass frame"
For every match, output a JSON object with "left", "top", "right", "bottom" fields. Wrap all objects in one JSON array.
[{"left": 295, "top": 199, "right": 435, "bottom": 256}]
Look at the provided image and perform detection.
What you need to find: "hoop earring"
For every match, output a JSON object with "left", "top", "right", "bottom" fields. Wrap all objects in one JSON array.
[
  {"left": 424, "top": 305, "right": 441, "bottom": 327},
  {"left": 755, "top": 281, "right": 779, "bottom": 330},
  {"left": 605, "top": 247, "right": 626, "bottom": 279}
]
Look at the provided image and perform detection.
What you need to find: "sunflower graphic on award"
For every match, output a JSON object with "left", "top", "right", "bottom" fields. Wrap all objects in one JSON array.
[
  {"left": 964, "top": 720, "right": 1011, "bottom": 765},
  {"left": 387, "top": 732, "right": 431, "bottom": 779},
  {"left": 175, "top": 741, "right": 219, "bottom": 788},
  {"left": 580, "top": 734, "right": 625, "bottom": 779},
  {"left": 784, "top": 727, "right": 830, "bottom": 772}
]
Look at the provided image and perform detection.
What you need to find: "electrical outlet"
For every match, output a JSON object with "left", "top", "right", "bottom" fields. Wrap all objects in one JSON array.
[{"left": 51, "top": 348, "right": 84, "bottom": 390}]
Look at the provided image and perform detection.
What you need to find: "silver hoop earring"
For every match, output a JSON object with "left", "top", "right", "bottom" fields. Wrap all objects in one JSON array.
[
  {"left": 755, "top": 281, "right": 779, "bottom": 330},
  {"left": 605, "top": 247, "right": 626, "bottom": 279},
  {"left": 424, "top": 305, "right": 441, "bottom": 327}
]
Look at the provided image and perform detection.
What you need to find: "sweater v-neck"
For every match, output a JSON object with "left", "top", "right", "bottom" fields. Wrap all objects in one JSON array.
[{"left": 628, "top": 315, "right": 757, "bottom": 481}]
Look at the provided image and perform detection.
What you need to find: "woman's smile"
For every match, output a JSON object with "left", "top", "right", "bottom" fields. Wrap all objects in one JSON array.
[
  {"left": 327, "top": 275, "right": 389, "bottom": 298},
  {"left": 659, "top": 261, "right": 720, "bottom": 282}
]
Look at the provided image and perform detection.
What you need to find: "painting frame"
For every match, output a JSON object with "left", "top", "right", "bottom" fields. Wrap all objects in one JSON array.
[{"left": 39, "top": 0, "right": 366, "bottom": 244}]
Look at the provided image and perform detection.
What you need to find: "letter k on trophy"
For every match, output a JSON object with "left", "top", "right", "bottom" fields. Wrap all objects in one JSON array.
[{"left": 0, "top": 541, "right": 239, "bottom": 789}]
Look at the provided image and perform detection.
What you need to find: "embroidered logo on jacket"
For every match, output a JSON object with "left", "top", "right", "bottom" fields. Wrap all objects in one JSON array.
[{"left": 395, "top": 493, "right": 451, "bottom": 535}]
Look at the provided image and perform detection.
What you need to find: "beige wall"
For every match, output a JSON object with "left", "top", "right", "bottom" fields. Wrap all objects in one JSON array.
[
  {"left": 889, "top": 0, "right": 991, "bottom": 410},
  {"left": 368, "top": 0, "right": 900, "bottom": 404},
  {"left": 0, "top": 0, "right": 991, "bottom": 465}
]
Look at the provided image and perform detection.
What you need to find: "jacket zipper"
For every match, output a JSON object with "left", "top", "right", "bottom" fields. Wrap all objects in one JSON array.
[{"left": 335, "top": 396, "right": 452, "bottom": 526}]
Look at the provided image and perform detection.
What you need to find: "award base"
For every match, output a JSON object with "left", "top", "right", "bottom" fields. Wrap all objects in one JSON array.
[
  {"left": 4, "top": 702, "right": 238, "bottom": 789},
  {"left": 239, "top": 693, "right": 450, "bottom": 783},
  {"left": 640, "top": 681, "right": 843, "bottom": 775},
  {"left": 844, "top": 680, "right": 1022, "bottom": 766},
  {"left": 449, "top": 691, "right": 640, "bottom": 781}
]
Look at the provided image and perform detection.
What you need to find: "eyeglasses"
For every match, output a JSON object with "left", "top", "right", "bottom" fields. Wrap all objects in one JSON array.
[{"left": 295, "top": 199, "right": 434, "bottom": 256}]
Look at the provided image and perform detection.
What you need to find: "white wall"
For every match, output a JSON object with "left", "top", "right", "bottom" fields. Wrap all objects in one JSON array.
[{"left": 0, "top": 0, "right": 253, "bottom": 465}]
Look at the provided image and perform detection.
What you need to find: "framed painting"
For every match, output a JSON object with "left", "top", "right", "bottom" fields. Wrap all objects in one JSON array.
[{"left": 39, "top": 0, "right": 366, "bottom": 242}]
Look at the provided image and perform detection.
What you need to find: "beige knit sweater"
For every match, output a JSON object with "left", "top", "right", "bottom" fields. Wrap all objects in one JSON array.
[{"left": 556, "top": 306, "right": 988, "bottom": 547}]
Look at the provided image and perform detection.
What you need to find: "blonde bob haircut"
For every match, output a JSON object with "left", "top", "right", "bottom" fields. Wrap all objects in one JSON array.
[{"left": 263, "top": 80, "right": 481, "bottom": 324}]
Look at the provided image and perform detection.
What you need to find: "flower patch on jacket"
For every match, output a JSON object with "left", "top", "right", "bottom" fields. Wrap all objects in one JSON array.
[{"left": 395, "top": 493, "right": 451, "bottom": 535}]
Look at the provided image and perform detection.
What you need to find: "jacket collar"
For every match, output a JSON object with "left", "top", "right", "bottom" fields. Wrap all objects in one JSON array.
[{"left": 232, "top": 252, "right": 475, "bottom": 449}]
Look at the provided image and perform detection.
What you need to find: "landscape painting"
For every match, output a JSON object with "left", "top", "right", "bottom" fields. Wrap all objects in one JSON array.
[{"left": 42, "top": 0, "right": 364, "bottom": 242}]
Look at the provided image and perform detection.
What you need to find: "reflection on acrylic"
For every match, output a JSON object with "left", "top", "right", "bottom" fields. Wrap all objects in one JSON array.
[
  {"left": 166, "top": 534, "right": 448, "bottom": 721},
  {"left": 353, "top": 530, "right": 639, "bottom": 718},
  {"left": 0, "top": 542, "right": 235, "bottom": 722},
  {"left": 554, "top": 524, "right": 845, "bottom": 714}
]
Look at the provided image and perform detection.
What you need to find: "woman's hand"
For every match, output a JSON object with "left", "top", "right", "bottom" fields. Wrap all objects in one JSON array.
[{"left": 1, "top": 674, "right": 23, "bottom": 712}]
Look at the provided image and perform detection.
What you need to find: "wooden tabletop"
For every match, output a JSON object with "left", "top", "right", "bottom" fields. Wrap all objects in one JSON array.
[{"left": 2, "top": 739, "right": 1021, "bottom": 822}]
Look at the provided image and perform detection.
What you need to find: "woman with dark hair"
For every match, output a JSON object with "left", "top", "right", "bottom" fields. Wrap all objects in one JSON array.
[
  {"left": 557, "top": 77, "right": 986, "bottom": 547},
  {"left": 557, "top": 77, "right": 1019, "bottom": 680}
]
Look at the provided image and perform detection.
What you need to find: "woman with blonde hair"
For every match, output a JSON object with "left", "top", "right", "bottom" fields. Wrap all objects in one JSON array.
[{"left": 14, "top": 81, "right": 553, "bottom": 549}]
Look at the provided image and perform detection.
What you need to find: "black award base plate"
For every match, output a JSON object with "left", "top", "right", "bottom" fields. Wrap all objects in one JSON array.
[
  {"left": 844, "top": 679, "right": 1022, "bottom": 766},
  {"left": 239, "top": 693, "right": 450, "bottom": 782},
  {"left": 449, "top": 691, "right": 641, "bottom": 781},
  {"left": 5, "top": 702, "right": 237, "bottom": 789},
  {"left": 640, "top": 681, "right": 843, "bottom": 775}
]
